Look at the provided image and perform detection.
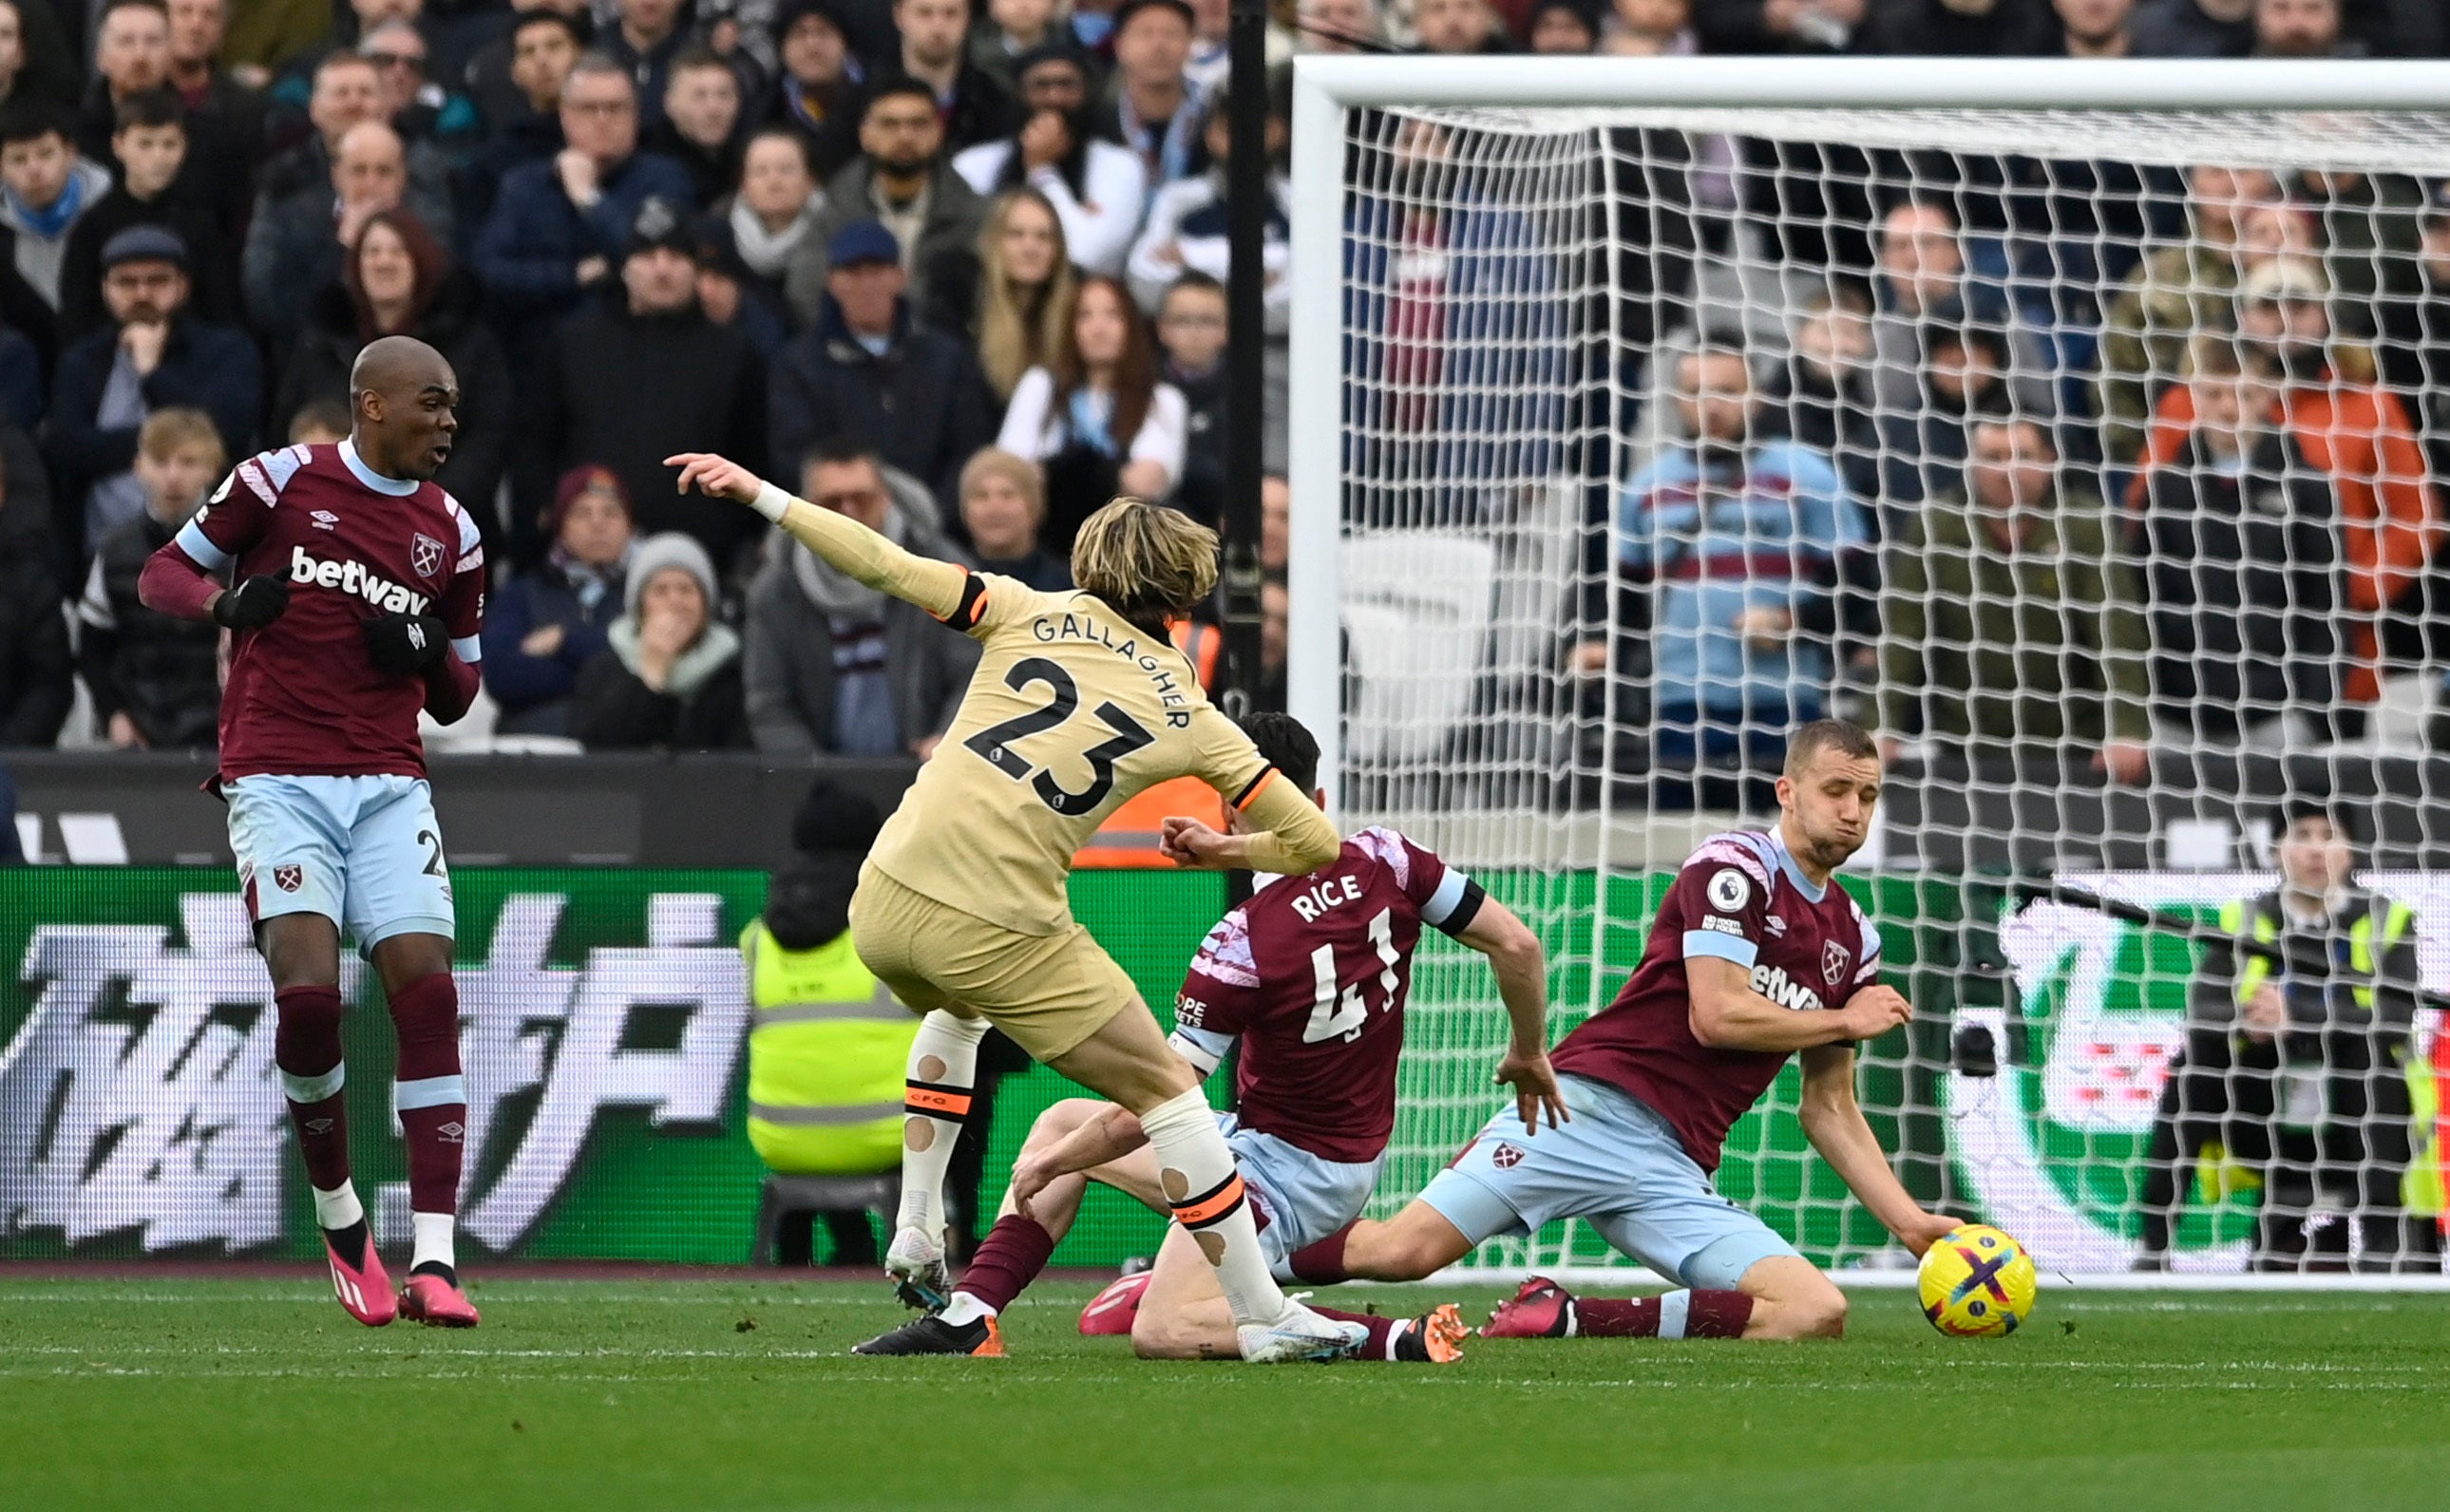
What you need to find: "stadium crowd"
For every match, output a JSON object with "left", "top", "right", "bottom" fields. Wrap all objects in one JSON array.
[{"left": 0, "top": 0, "right": 2441, "bottom": 776}]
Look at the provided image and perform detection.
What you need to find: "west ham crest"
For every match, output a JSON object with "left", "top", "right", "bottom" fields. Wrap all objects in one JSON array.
[
  {"left": 1822, "top": 939, "right": 1849, "bottom": 986},
  {"left": 274, "top": 864, "right": 304, "bottom": 893},
  {"left": 1491, "top": 1143, "right": 1526, "bottom": 1169},
  {"left": 409, "top": 532, "right": 446, "bottom": 579}
]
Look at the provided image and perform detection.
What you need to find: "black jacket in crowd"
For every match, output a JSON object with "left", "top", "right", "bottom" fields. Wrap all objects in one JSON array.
[
  {"left": 56, "top": 184, "right": 242, "bottom": 343},
  {"left": 75, "top": 511, "right": 221, "bottom": 749},
  {"left": 0, "top": 475, "right": 70, "bottom": 748},
  {"left": 571, "top": 645, "right": 751, "bottom": 750},
  {"left": 766, "top": 294, "right": 992, "bottom": 510},
  {"left": 2137, "top": 427, "right": 2342, "bottom": 746}
]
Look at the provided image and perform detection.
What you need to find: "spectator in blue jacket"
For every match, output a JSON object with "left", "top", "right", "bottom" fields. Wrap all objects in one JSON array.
[
  {"left": 472, "top": 50, "right": 693, "bottom": 350},
  {"left": 484, "top": 463, "right": 638, "bottom": 737},
  {"left": 1578, "top": 341, "right": 1864, "bottom": 799},
  {"left": 44, "top": 225, "right": 256, "bottom": 573}
]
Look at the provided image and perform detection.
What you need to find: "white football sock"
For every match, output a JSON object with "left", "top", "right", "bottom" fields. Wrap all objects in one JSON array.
[
  {"left": 940, "top": 1293, "right": 994, "bottom": 1326},
  {"left": 411, "top": 1212, "right": 456, "bottom": 1275},
  {"left": 1138, "top": 1087, "right": 1287, "bottom": 1327},
  {"left": 895, "top": 1011, "right": 988, "bottom": 1241},
  {"left": 313, "top": 1181, "right": 364, "bottom": 1231}
]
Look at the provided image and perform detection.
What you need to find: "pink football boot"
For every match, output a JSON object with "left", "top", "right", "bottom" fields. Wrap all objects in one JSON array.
[
  {"left": 1482, "top": 1276, "right": 1576, "bottom": 1338},
  {"left": 1077, "top": 1271, "right": 1152, "bottom": 1335},
  {"left": 398, "top": 1272, "right": 482, "bottom": 1328},
  {"left": 322, "top": 1230, "right": 396, "bottom": 1327}
]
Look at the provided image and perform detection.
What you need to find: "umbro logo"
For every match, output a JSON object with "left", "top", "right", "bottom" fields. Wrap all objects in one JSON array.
[
  {"left": 1763, "top": 916, "right": 1788, "bottom": 936},
  {"left": 310, "top": 510, "right": 339, "bottom": 531},
  {"left": 436, "top": 1121, "right": 465, "bottom": 1143}
]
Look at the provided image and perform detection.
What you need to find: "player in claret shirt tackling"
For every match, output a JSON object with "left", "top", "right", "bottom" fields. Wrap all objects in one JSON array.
[
  {"left": 139, "top": 336, "right": 486, "bottom": 1328},
  {"left": 1285, "top": 720, "right": 1961, "bottom": 1343},
  {"left": 854, "top": 712, "right": 1567, "bottom": 1361}
]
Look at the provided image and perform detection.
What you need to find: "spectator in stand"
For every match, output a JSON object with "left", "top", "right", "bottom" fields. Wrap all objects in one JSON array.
[
  {"left": 0, "top": 0, "right": 82, "bottom": 112},
  {"left": 74, "top": 406, "right": 222, "bottom": 750},
  {"left": 163, "top": 0, "right": 268, "bottom": 178},
  {"left": 951, "top": 43, "right": 1148, "bottom": 278},
  {"left": 1602, "top": 0, "right": 1693, "bottom": 49},
  {"left": 1765, "top": 288, "right": 1881, "bottom": 505},
  {"left": 788, "top": 77, "right": 985, "bottom": 329},
  {"left": 692, "top": 213, "right": 791, "bottom": 355},
  {"left": 1185, "top": 0, "right": 1290, "bottom": 87},
  {"left": 526, "top": 195, "right": 767, "bottom": 572},
  {"left": 1297, "top": 0, "right": 1384, "bottom": 49},
  {"left": 2132, "top": 255, "right": 2439, "bottom": 716},
  {"left": 1126, "top": 66, "right": 1288, "bottom": 329},
  {"left": 742, "top": 437, "right": 980, "bottom": 756},
  {"left": 358, "top": 18, "right": 482, "bottom": 151},
  {"left": 2132, "top": 0, "right": 2251, "bottom": 53},
  {"left": 963, "top": 185, "right": 1074, "bottom": 406},
  {"left": 2252, "top": 0, "right": 2353, "bottom": 55},
  {"left": 0, "top": 439, "right": 66, "bottom": 748},
  {"left": 249, "top": 53, "right": 453, "bottom": 307},
  {"left": 2096, "top": 162, "right": 2281, "bottom": 466},
  {"left": 571, "top": 530, "right": 752, "bottom": 749},
  {"left": 649, "top": 46, "right": 748, "bottom": 205},
  {"left": 958, "top": 445, "right": 1068, "bottom": 589},
  {"left": 0, "top": 102, "right": 112, "bottom": 318},
  {"left": 1152, "top": 270, "right": 1225, "bottom": 526},
  {"left": 1876, "top": 314, "right": 2017, "bottom": 520},
  {"left": 286, "top": 395, "right": 350, "bottom": 443},
  {"left": 463, "top": 12, "right": 582, "bottom": 225},
  {"left": 2136, "top": 336, "right": 2338, "bottom": 750},
  {"left": 1860, "top": 0, "right": 2047, "bottom": 53},
  {"left": 724, "top": 125, "right": 826, "bottom": 308},
  {"left": 997, "top": 273, "right": 1187, "bottom": 551},
  {"left": 1528, "top": 0, "right": 1601, "bottom": 50},
  {"left": 2293, "top": 163, "right": 2426, "bottom": 312},
  {"left": 1415, "top": 0, "right": 1512, "bottom": 51},
  {"left": 769, "top": 218, "right": 992, "bottom": 509},
  {"left": 971, "top": 0, "right": 1064, "bottom": 89},
  {"left": 87, "top": 2, "right": 253, "bottom": 236},
  {"left": 607, "top": 0, "right": 694, "bottom": 128},
  {"left": 484, "top": 463, "right": 636, "bottom": 736},
  {"left": 1693, "top": 0, "right": 1863, "bottom": 52},
  {"left": 1259, "top": 470, "right": 1287, "bottom": 572},
  {"left": 58, "top": 89, "right": 237, "bottom": 341},
  {"left": 2376, "top": 186, "right": 2450, "bottom": 483},
  {"left": 0, "top": 310, "right": 34, "bottom": 428},
  {"left": 1098, "top": 0, "right": 1205, "bottom": 195},
  {"left": 474, "top": 51, "right": 693, "bottom": 350},
  {"left": 1880, "top": 415, "right": 2152, "bottom": 783},
  {"left": 218, "top": 0, "right": 329, "bottom": 85},
  {"left": 765, "top": 0, "right": 866, "bottom": 180},
  {"left": 1868, "top": 200, "right": 2056, "bottom": 423},
  {"left": 47, "top": 226, "right": 256, "bottom": 567},
  {"left": 1580, "top": 344, "right": 1862, "bottom": 797},
  {"left": 245, "top": 121, "right": 451, "bottom": 350},
  {"left": 2049, "top": 0, "right": 2137, "bottom": 54},
  {"left": 895, "top": 0, "right": 1014, "bottom": 155},
  {"left": 273, "top": 208, "right": 513, "bottom": 555}
]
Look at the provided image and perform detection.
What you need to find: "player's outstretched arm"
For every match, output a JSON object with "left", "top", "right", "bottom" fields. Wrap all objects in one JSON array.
[
  {"left": 666, "top": 452, "right": 969, "bottom": 621},
  {"left": 1161, "top": 781, "right": 1340, "bottom": 878},
  {"left": 1453, "top": 898, "right": 1567, "bottom": 1130},
  {"left": 1796, "top": 1040, "right": 1959, "bottom": 1256},
  {"left": 1687, "top": 956, "right": 1906, "bottom": 1053}
]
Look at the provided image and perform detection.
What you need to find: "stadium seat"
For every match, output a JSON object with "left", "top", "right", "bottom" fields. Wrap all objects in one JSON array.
[
  {"left": 751, "top": 1172, "right": 902, "bottom": 1266},
  {"left": 1340, "top": 531, "right": 1497, "bottom": 766}
]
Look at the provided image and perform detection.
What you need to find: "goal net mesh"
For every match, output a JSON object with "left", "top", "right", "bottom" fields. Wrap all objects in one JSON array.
[{"left": 1325, "top": 99, "right": 2450, "bottom": 1278}]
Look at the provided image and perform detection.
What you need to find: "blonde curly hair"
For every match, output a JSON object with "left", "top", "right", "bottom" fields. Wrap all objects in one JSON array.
[{"left": 1070, "top": 497, "right": 1219, "bottom": 633}]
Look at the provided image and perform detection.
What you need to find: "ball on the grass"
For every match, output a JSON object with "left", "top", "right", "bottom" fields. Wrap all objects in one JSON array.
[{"left": 1917, "top": 1223, "right": 2037, "bottom": 1337}]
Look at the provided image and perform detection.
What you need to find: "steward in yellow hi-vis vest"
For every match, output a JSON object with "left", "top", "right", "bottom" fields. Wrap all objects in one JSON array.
[
  {"left": 742, "top": 784, "right": 918, "bottom": 1266},
  {"left": 2137, "top": 800, "right": 2439, "bottom": 1272}
]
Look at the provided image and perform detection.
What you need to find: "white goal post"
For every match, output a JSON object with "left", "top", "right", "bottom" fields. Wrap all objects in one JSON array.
[{"left": 1288, "top": 56, "right": 2450, "bottom": 1287}]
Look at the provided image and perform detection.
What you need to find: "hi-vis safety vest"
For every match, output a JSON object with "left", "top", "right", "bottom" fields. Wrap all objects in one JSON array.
[
  {"left": 2215, "top": 890, "right": 2438, "bottom": 1211},
  {"left": 739, "top": 919, "right": 918, "bottom": 1176}
]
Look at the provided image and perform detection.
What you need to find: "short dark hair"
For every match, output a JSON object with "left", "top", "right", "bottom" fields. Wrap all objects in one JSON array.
[
  {"left": 512, "top": 10, "right": 586, "bottom": 47},
  {"left": 669, "top": 44, "right": 733, "bottom": 80},
  {"left": 803, "top": 435, "right": 884, "bottom": 478},
  {"left": 113, "top": 86, "right": 185, "bottom": 136},
  {"left": 745, "top": 123, "right": 813, "bottom": 176},
  {"left": 863, "top": 75, "right": 940, "bottom": 120},
  {"left": 0, "top": 100, "right": 74, "bottom": 148},
  {"left": 1783, "top": 718, "right": 1878, "bottom": 777},
  {"left": 2274, "top": 796, "right": 2346, "bottom": 841},
  {"left": 1163, "top": 270, "right": 1225, "bottom": 306},
  {"left": 1236, "top": 711, "right": 1321, "bottom": 796}
]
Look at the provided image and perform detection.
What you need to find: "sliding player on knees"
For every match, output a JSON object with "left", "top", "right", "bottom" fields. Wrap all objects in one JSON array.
[
  {"left": 668, "top": 452, "right": 1361, "bottom": 1362},
  {"left": 854, "top": 712, "right": 1565, "bottom": 1360},
  {"left": 1287, "top": 720, "right": 1957, "bottom": 1341},
  {"left": 139, "top": 337, "right": 485, "bottom": 1326}
]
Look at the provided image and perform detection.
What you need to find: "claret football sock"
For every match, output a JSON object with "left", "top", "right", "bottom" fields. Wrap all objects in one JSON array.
[
  {"left": 275, "top": 985, "right": 351, "bottom": 1193},
  {"left": 1574, "top": 1289, "right": 1755, "bottom": 1339},
  {"left": 388, "top": 973, "right": 467, "bottom": 1225},
  {"left": 950, "top": 1215, "right": 1058, "bottom": 1321},
  {"left": 1138, "top": 1087, "right": 1287, "bottom": 1327},
  {"left": 1289, "top": 1223, "right": 1358, "bottom": 1284},
  {"left": 896, "top": 1011, "right": 989, "bottom": 1245},
  {"left": 1312, "top": 1306, "right": 1399, "bottom": 1358}
]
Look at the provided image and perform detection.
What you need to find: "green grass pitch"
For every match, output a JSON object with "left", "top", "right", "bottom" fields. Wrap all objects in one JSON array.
[{"left": 6, "top": 1277, "right": 2448, "bottom": 1511}]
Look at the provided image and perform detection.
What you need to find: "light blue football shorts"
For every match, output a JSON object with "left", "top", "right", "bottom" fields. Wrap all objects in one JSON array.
[
  {"left": 225, "top": 773, "right": 456, "bottom": 952},
  {"left": 1418, "top": 1073, "right": 1799, "bottom": 1291},
  {"left": 1218, "top": 1112, "right": 1382, "bottom": 1284}
]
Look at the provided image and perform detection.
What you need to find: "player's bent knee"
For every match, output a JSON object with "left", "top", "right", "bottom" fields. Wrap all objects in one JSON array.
[
  {"left": 1757, "top": 1282, "right": 1847, "bottom": 1340},
  {"left": 1128, "top": 1308, "right": 1204, "bottom": 1361}
]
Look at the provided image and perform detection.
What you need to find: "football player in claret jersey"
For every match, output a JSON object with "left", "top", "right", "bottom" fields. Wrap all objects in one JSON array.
[
  {"left": 669, "top": 450, "right": 1365, "bottom": 1363},
  {"left": 853, "top": 713, "right": 1566, "bottom": 1360},
  {"left": 1282, "top": 720, "right": 1959, "bottom": 1342},
  {"left": 138, "top": 336, "right": 486, "bottom": 1328}
]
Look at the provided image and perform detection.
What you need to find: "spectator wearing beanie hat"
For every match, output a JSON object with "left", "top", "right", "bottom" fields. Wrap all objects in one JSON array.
[
  {"left": 570, "top": 529, "right": 752, "bottom": 748},
  {"left": 483, "top": 464, "right": 639, "bottom": 737}
]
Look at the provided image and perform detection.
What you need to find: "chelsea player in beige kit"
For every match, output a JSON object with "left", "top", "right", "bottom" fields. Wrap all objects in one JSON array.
[{"left": 666, "top": 451, "right": 1358, "bottom": 1362}]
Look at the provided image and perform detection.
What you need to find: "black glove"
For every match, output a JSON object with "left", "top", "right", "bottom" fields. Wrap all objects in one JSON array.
[
  {"left": 363, "top": 612, "right": 450, "bottom": 675},
  {"left": 212, "top": 574, "right": 290, "bottom": 630}
]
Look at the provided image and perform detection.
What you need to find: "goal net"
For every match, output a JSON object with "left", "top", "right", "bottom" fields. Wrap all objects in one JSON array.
[{"left": 1288, "top": 58, "right": 2450, "bottom": 1282}]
